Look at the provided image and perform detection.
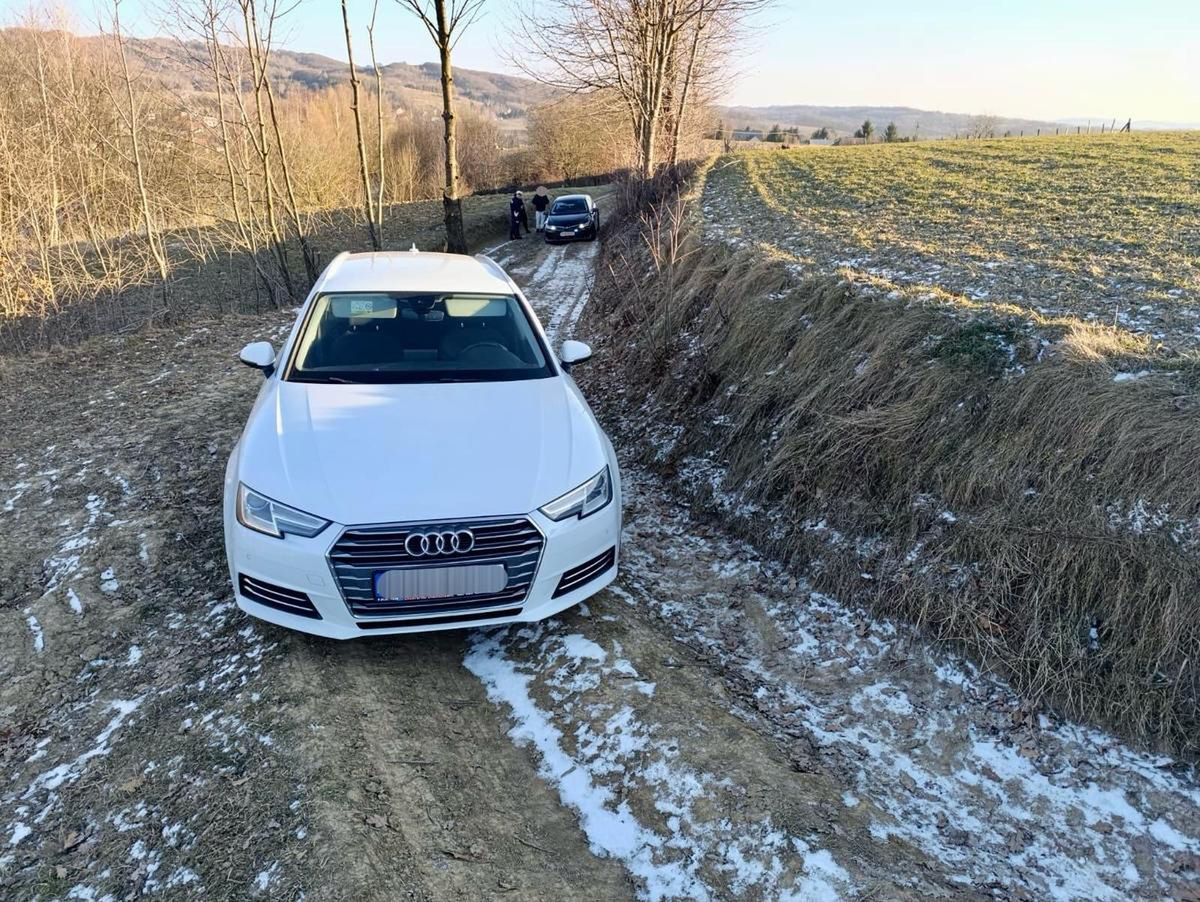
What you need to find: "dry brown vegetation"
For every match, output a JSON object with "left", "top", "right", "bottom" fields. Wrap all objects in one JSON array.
[
  {"left": 0, "top": 12, "right": 638, "bottom": 351},
  {"left": 586, "top": 163, "right": 1200, "bottom": 754}
]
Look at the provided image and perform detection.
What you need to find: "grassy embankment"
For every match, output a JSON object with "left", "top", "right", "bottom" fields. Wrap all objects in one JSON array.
[{"left": 585, "top": 134, "right": 1200, "bottom": 754}]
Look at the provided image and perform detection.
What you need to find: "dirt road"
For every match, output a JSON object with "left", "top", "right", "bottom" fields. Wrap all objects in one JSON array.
[{"left": 1, "top": 232, "right": 1198, "bottom": 901}]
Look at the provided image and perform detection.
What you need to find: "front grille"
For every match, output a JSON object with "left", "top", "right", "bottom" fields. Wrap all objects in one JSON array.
[
  {"left": 553, "top": 547, "right": 616, "bottom": 598},
  {"left": 329, "top": 517, "right": 544, "bottom": 618},
  {"left": 238, "top": 573, "right": 322, "bottom": 620}
]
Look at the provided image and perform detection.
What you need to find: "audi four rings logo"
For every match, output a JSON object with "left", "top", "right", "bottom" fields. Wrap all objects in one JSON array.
[{"left": 404, "top": 529, "right": 476, "bottom": 556}]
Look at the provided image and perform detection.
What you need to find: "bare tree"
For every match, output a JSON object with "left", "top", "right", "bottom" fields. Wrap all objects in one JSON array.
[
  {"left": 967, "top": 114, "right": 1000, "bottom": 140},
  {"left": 367, "top": 0, "right": 386, "bottom": 244},
  {"left": 110, "top": 0, "right": 171, "bottom": 310},
  {"left": 342, "top": 0, "right": 381, "bottom": 249},
  {"left": 393, "top": 0, "right": 485, "bottom": 254},
  {"left": 512, "top": 0, "right": 768, "bottom": 179}
]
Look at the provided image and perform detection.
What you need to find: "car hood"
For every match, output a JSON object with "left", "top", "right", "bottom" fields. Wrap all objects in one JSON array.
[
  {"left": 236, "top": 377, "right": 608, "bottom": 525},
  {"left": 547, "top": 212, "right": 591, "bottom": 227}
]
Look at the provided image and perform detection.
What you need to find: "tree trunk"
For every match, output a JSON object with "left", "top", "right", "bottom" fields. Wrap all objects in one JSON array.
[
  {"left": 256, "top": 20, "right": 319, "bottom": 284},
  {"left": 434, "top": 0, "right": 468, "bottom": 254},
  {"left": 368, "top": 0, "right": 386, "bottom": 245},
  {"left": 342, "top": 0, "right": 380, "bottom": 250},
  {"left": 114, "top": 1, "right": 169, "bottom": 312},
  {"left": 208, "top": 19, "right": 276, "bottom": 301},
  {"left": 669, "top": 6, "right": 705, "bottom": 169},
  {"left": 240, "top": 1, "right": 292, "bottom": 302},
  {"left": 639, "top": 112, "right": 658, "bottom": 179}
]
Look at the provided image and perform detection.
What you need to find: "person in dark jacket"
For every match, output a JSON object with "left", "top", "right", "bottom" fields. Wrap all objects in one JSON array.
[
  {"left": 509, "top": 190, "right": 527, "bottom": 240},
  {"left": 517, "top": 193, "right": 531, "bottom": 234},
  {"left": 533, "top": 186, "right": 551, "bottom": 232}
]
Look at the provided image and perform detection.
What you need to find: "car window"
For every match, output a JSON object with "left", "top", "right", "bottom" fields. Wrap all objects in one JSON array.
[
  {"left": 285, "top": 292, "right": 554, "bottom": 384},
  {"left": 551, "top": 198, "right": 588, "bottom": 215}
]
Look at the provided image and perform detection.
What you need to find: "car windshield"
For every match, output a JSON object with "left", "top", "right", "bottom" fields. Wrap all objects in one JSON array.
[
  {"left": 551, "top": 198, "right": 588, "bottom": 215},
  {"left": 285, "top": 292, "right": 554, "bottom": 384}
]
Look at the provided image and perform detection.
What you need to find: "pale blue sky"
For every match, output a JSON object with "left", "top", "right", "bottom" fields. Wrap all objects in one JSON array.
[{"left": 23, "top": 0, "right": 1200, "bottom": 121}]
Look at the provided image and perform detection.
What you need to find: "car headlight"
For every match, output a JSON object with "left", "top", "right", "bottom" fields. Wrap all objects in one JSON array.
[
  {"left": 546, "top": 224, "right": 559, "bottom": 231},
  {"left": 539, "top": 467, "right": 612, "bottom": 521},
  {"left": 236, "top": 483, "right": 330, "bottom": 538}
]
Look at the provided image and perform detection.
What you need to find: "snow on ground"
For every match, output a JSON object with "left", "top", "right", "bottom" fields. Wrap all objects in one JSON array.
[
  {"left": 466, "top": 626, "right": 853, "bottom": 902},
  {"left": 615, "top": 471, "right": 1200, "bottom": 900},
  {"left": 472, "top": 229, "right": 1200, "bottom": 901}
]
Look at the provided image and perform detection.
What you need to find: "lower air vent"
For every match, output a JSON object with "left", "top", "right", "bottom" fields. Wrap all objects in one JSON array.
[
  {"left": 238, "top": 573, "right": 322, "bottom": 620},
  {"left": 553, "top": 547, "right": 616, "bottom": 598},
  {"left": 355, "top": 606, "right": 523, "bottom": 630}
]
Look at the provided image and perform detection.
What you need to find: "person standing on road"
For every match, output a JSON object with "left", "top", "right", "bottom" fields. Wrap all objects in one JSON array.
[
  {"left": 509, "top": 190, "right": 526, "bottom": 240},
  {"left": 533, "top": 186, "right": 551, "bottom": 233},
  {"left": 517, "top": 192, "right": 531, "bottom": 235}
]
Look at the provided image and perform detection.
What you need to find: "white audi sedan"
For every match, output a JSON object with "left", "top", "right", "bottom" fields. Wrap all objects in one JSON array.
[{"left": 223, "top": 250, "right": 621, "bottom": 638}]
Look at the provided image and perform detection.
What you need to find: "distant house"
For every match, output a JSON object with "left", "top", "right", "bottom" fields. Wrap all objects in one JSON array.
[
  {"left": 809, "top": 138, "right": 834, "bottom": 146},
  {"left": 731, "top": 129, "right": 764, "bottom": 141}
]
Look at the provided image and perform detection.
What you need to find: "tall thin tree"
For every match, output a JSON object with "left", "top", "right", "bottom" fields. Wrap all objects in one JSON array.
[
  {"left": 110, "top": 0, "right": 170, "bottom": 310},
  {"left": 342, "top": 0, "right": 381, "bottom": 249},
  {"left": 367, "top": 0, "right": 386, "bottom": 244},
  {"left": 393, "top": 0, "right": 484, "bottom": 254}
]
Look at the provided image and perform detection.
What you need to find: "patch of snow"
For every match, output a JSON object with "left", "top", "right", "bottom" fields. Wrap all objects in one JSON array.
[
  {"left": 466, "top": 627, "right": 853, "bottom": 901},
  {"left": 24, "top": 698, "right": 142, "bottom": 797},
  {"left": 100, "top": 567, "right": 119, "bottom": 593},
  {"left": 165, "top": 867, "right": 200, "bottom": 888},
  {"left": 253, "top": 861, "right": 279, "bottom": 893},
  {"left": 1112, "top": 370, "right": 1151, "bottom": 383},
  {"left": 24, "top": 611, "right": 44, "bottom": 653},
  {"left": 615, "top": 469, "right": 1200, "bottom": 900}
]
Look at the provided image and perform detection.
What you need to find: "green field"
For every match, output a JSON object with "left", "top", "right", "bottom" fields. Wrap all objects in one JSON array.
[{"left": 705, "top": 133, "right": 1200, "bottom": 349}]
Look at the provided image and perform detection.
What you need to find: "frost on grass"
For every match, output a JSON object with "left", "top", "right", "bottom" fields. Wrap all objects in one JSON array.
[
  {"left": 24, "top": 699, "right": 142, "bottom": 799},
  {"left": 465, "top": 626, "right": 853, "bottom": 902},
  {"left": 616, "top": 474, "right": 1200, "bottom": 901}
]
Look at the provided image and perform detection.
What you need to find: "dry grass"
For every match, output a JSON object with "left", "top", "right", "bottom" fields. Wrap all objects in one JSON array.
[{"left": 586, "top": 177, "right": 1200, "bottom": 754}]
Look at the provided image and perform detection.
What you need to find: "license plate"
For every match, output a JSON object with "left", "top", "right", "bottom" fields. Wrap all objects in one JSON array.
[
  {"left": 374, "top": 564, "right": 507, "bottom": 601},
  {"left": 561, "top": 231, "right": 575, "bottom": 238}
]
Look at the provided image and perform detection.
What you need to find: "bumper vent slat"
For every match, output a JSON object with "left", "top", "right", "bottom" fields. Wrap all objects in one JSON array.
[
  {"left": 356, "top": 607, "right": 524, "bottom": 631},
  {"left": 553, "top": 547, "right": 616, "bottom": 599},
  {"left": 238, "top": 574, "right": 322, "bottom": 620},
  {"left": 329, "top": 517, "right": 544, "bottom": 619}
]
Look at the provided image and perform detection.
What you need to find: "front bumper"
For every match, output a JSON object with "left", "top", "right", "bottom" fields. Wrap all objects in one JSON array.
[
  {"left": 223, "top": 494, "right": 621, "bottom": 639},
  {"left": 544, "top": 223, "right": 594, "bottom": 242}
]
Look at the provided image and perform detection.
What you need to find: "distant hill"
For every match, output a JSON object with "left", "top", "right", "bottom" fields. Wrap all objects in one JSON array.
[
  {"left": 128, "top": 36, "right": 554, "bottom": 127},
  {"left": 3, "top": 29, "right": 554, "bottom": 130},
  {"left": 717, "top": 104, "right": 1061, "bottom": 139}
]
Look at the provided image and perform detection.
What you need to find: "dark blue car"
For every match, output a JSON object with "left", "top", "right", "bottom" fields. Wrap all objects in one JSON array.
[{"left": 544, "top": 194, "right": 600, "bottom": 243}]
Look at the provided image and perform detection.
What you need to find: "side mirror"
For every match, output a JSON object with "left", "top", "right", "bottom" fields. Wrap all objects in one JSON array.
[
  {"left": 239, "top": 341, "right": 276, "bottom": 377},
  {"left": 559, "top": 340, "right": 592, "bottom": 372}
]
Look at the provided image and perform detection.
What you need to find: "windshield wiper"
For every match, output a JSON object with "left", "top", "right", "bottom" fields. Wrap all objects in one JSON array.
[{"left": 291, "top": 374, "right": 367, "bottom": 384}]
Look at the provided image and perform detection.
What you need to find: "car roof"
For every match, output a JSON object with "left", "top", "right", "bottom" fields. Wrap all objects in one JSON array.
[
  {"left": 553, "top": 194, "right": 591, "bottom": 203},
  {"left": 316, "top": 251, "right": 512, "bottom": 296}
]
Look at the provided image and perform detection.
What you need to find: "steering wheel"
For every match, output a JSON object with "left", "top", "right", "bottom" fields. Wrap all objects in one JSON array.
[{"left": 458, "top": 341, "right": 509, "bottom": 356}]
